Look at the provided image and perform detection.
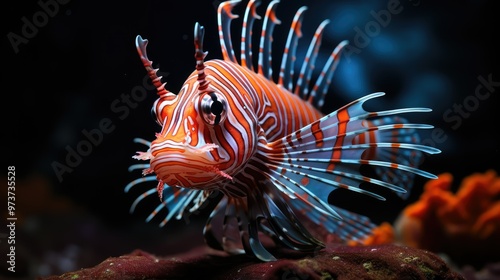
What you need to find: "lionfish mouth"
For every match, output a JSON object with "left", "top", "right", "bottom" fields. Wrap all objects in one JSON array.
[{"left": 133, "top": 140, "right": 233, "bottom": 189}]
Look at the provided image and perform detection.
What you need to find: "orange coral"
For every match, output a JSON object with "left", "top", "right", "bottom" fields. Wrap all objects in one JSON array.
[
  {"left": 353, "top": 222, "right": 395, "bottom": 246},
  {"left": 395, "top": 170, "right": 500, "bottom": 266}
]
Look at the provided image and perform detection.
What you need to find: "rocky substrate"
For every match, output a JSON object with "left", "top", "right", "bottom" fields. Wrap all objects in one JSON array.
[{"left": 40, "top": 243, "right": 465, "bottom": 280}]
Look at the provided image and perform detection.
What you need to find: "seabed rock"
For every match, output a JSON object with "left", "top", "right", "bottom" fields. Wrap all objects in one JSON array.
[{"left": 40, "top": 243, "right": 464, "bottom": 280}]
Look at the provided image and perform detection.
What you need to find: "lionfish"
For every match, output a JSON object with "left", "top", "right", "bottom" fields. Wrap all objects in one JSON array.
[{"left": 125, "top": 0, "right": 440, "bottom": 261}]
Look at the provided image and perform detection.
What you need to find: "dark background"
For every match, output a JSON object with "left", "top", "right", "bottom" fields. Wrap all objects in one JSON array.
[{"left": 3, "top": 0, "right": 498, "bottom": 278}]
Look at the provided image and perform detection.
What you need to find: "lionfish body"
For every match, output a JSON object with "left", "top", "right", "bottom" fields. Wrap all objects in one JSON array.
[{"left": 126, "top": 0, "right": 440, "bottom": 261}]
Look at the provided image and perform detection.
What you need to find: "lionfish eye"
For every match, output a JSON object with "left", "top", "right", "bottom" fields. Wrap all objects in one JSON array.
[{"left": 200, "top": 92, "right": 227, "bottom": 125}]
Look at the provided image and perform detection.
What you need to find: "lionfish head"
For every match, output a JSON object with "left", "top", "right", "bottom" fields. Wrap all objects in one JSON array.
[{"left": 133, "top": 23, "right": 258, "bottom": 191}]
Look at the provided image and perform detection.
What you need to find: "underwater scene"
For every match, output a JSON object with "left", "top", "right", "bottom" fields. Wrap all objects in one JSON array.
[{"left": 3, "top": 0, "right": 498, "bottom": 279}]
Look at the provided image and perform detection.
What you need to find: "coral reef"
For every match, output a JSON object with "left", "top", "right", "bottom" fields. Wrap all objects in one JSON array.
[
  {"left": 395, "top": 170, "right": 500, "bottom": 267},
  {"left": 39, "top": 243, "right": 464, "bottom": 280}
]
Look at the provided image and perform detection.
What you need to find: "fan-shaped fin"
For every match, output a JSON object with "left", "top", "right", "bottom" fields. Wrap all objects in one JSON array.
[{"left": 255, "top": 92, "right": 440, "bottom": 235}]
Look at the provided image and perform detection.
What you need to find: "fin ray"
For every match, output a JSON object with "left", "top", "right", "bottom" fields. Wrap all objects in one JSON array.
[
  {"left": 218, "top": 0, "right": 241, "bottom": 63},
  {"left": 308, "top": 40, "right": 349, "bottom": 108},
  {"left": 278, "top": 6, "right": 307, "bottom": 91},
  {"left": 295, "top": 20, "right": 329, "bottom": 99},
  {"left": 286, "top": 196, "right": 375, "bottom": 241},
  {"left": 257, "top": 0, "right": 281, "bottom": 79},
  {"left": 241, "top": 0, "right": 261, "bottom": 70}
]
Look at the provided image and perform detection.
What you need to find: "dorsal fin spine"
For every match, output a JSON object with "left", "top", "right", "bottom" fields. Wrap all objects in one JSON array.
[
  {"left": 257, "top": 0, "right": 281, "bottom": 79},
  {"left": 278, "top": 6, "right": 307, "bottom": 91},
  {"left": 309, "top": 40, "right": 349, "bottom": 108},
  {"left": 241, "top": 0, "right": 262, "bottom": 71},
  {"left": 218, "top": 0, "right": 241, "bottom": 63},
  {"left": 294, "top": 19, "right": 329, "bottom": 99}
]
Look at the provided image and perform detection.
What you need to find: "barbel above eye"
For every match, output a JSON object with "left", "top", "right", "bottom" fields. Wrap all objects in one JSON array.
[{"left": 200, "top": 92, "right": 227, "bottom": 125}]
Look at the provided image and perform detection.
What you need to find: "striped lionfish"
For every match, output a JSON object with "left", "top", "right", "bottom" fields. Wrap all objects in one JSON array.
[{"left": 125, "top": 0, "right": 440, "bottom": 261}]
